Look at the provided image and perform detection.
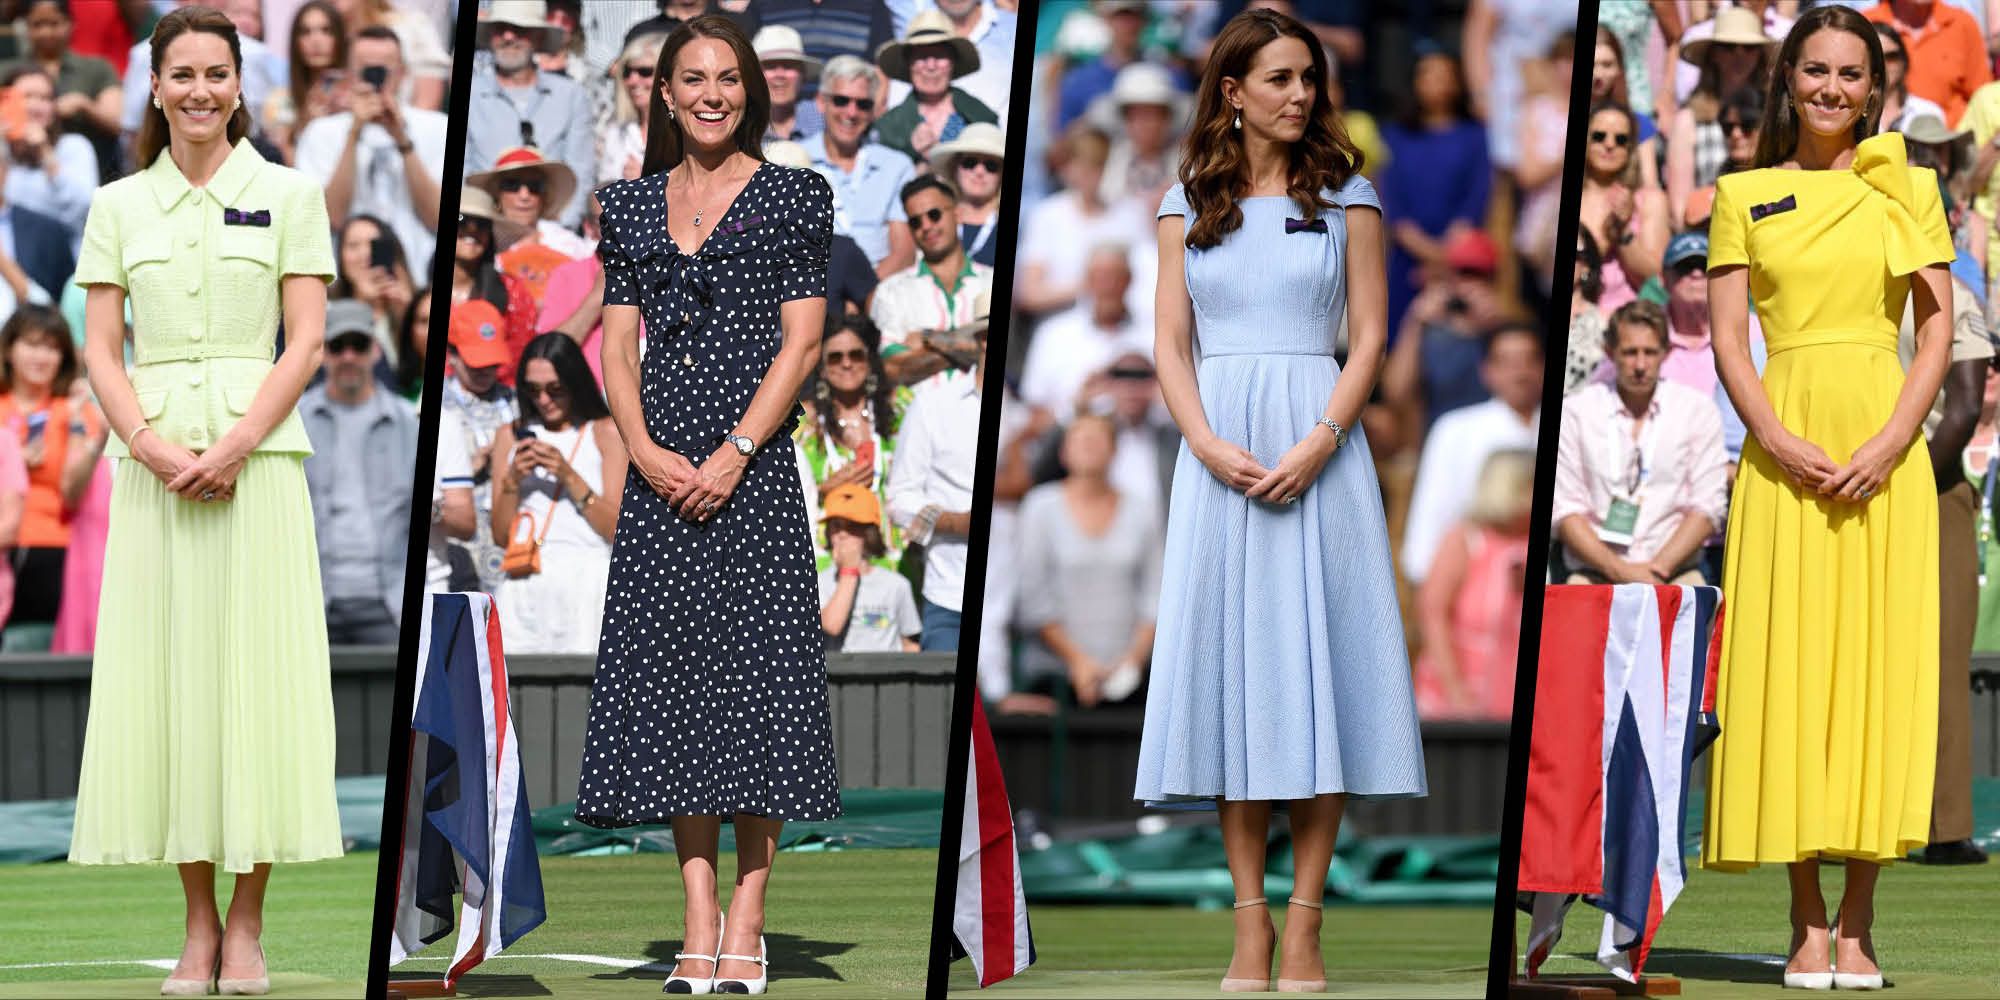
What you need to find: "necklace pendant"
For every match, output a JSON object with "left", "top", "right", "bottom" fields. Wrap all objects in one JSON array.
[{"left": 692, "top": 210, "right": 704, "bottom": 227}]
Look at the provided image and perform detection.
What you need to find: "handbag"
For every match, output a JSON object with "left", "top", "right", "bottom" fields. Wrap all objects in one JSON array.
[{"left": 501, "top": 428, "right": 587, "bottom": 579}]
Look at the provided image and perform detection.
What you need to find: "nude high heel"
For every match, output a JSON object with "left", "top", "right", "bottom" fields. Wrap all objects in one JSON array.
[
  {"left": 159, "top": 944, "right": 219, "bottom": 996},
  {"left": 216, "top": 940, "right": 268, "bottom": 996},
  {"left": 1221, "top": 897, "right": 1273, "bottom": 992},
  {"left": 1277, "top": 896, "right": 1327, "bottom": 993}
]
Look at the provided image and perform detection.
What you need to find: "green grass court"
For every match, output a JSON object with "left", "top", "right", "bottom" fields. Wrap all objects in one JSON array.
[
  {"left": 0, "top": 849, "right": 937, "bottom": 999},
  {"left": 945, "top": 902, "right": 1492, "bottom": 998},
  {"left": 1521, "top": 861, "right": 2000, "bottom": 998}
]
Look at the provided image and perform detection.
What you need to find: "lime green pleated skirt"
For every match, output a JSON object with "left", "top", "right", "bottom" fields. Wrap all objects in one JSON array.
[{"left": 68, "top": 454, "right": 343, "bottom": 873}]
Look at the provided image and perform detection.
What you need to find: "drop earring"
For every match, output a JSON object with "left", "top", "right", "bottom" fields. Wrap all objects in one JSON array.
[
  {"left": 667, "top": 105, "right": 676, "bottom": 120},
  {"left": 152, "top": 97, "right": 161, "bottom": 109},
  {"left": 1232, "top": 109, "right": 1242, "bottom": 130}
]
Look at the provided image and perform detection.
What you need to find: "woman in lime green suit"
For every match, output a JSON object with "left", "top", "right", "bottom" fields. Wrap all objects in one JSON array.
[
  {"left": 66, "top": 7, "right": 341, "bottom": 995},
  {"left": 1705, "top": 6, "right": 1951, "bottom": 990}
]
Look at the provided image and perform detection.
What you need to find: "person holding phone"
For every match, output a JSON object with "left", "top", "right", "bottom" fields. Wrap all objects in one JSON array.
[
  {"left": 0, "top": 305, "right": 103, "bottom": 637},
  {"left": 329, "top": 214, "right": 414, "bottom": 377},
  {"left": 0, "top": 65, "right": 98, "bottom": 240},
  {"left": 294, "top": 24, "right": 447, "bottom": 276}
]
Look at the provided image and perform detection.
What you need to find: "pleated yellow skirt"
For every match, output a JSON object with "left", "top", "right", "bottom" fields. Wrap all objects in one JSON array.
[
  {"left": 1702, "top": 340, "right": 1939, "bottom": 871},
  {"left": 67, "top": 454, "right": 343, "bottom": 873}
]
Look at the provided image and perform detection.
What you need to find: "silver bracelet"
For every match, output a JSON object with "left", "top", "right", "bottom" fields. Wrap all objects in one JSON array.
[{"left": 1317, "top": 416, "right": 1349, "bottom": 449}]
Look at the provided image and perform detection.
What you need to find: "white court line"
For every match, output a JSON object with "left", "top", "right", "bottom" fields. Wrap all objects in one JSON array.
[
  {"left": 0, "top": 959, "right": 177, "bottom": 971},
  {"left": 397, "top": 953, "right": 675, "bottom": 973}
]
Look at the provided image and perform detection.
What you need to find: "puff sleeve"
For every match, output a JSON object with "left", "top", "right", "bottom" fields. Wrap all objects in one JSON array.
[
  {"left": 1335, "top": 173, "right": 1381, "bottom": 212},
  {"left": 280, "top": 172, "right": 337, "bottom": 282},
  {"left": 1157, "top": 182, "right": 1188, "bottom": 219},
  {"left": 1707, "top": 175, "right": 1748, "bottom": 270},
  {"left": 596, "top": 187, "right": 639, "bottom": 308},
  {"left": 73, "top": 193, "right": 124, "bottom": 288},
  {"left": 779, "top": 169, "right": 833, "bottom": 303}
]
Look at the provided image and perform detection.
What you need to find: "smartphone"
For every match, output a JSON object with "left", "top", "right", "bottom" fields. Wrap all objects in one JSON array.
[
  {"left": 369, "top": 235, "right": 396, "bottom": 272},
  {"left": 0, "top": 86, "right": 27, "bottom": 143},
  {"left": 360, "top": 65, "right": 389, "bottom": 90}
]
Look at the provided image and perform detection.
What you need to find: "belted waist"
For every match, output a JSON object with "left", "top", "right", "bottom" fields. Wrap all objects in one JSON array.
[
  {"left": 1198, "top": 349, "right": 1336, "bottom": 360},
  {"left": 1764, "top": 329, "right": 1899, "bottom": 358},
  {"left": 134, "top": 342, "right": 275, "bottom": 365}
]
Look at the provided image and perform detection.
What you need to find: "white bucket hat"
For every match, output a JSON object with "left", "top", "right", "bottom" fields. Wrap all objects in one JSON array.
[
  {"left": 753, "top": 25, "right": 822, "bottom": 81},
  {"left": 477, "top": 0, "right": 567, "bottom": 55}
]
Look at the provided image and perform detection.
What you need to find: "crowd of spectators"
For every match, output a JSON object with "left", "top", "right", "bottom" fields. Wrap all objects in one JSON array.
[
  {"left": 982, "top": 0, "right": 1570, "bottom": 721},
  {"left": 0, "top": 0, "right": 448, "bottom": 652},
  {"left": 429, "top": 0, "right": 1017, "bottom": 656}
]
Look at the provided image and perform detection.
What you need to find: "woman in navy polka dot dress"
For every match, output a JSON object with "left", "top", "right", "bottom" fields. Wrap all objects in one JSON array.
[{"left": 573, "top": 16, "right": 837, "bottom": 995}]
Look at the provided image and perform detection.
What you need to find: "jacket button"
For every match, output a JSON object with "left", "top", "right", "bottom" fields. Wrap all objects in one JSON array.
[
  {"left": 188, "top": 284, "right": 199, "bottom": 295},
  {"left": 190, "top": 328, "right": 204, "bottom": 340},
  {"left": 188, "top": 374, "right": 202, "bottom": 387},
  {"left": 186, "top": 237, "right": 198, "bottom": 248}
]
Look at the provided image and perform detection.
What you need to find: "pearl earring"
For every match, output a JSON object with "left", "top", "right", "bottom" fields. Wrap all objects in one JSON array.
[
  {"left": 667, "top": 105, "right": 676, "bottom": 120},
  {"left": 1232, "top": 110, "right": 1242, "bottom": 130},
  {"left": 152, "top": 97, "right": 161, "bottom": 109}
]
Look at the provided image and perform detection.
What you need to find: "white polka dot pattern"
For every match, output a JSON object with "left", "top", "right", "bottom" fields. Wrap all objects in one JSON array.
[{"left": 574, "top": 164, "right": 843, "bottom": 826}]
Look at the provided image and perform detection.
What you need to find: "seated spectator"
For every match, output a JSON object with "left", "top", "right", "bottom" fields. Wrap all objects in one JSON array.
[
  {"left": 1414, "top": 448, "right": 1535, "bottom": 721},
  {"left": 1590, "top": 27, "right": 1659, "bottom": 190},
  {"left": 929, "top": 121, "right": 1003, "bottom": 268},
  {"left": 466, "top": 2, "right": 595, "bottom": 227},
  {"left": 1567, "top": 228, "right": 1607, "bottom": 394},
  {"left": 1018, "top": 242, "right": 1150, "bottom": 418},
  {"left": 450, "top": 186, "right": 536, "bottom": 386},
  {"left": 803, "top": 55, "right": 916, "bottom": 277},
  {"left": 1015, "top": 413, "right": 1161, "bottom": 708},
  {"left": 1659, "top": 231, "right": 1718, "bottom": 398},
  {"left": 912, "top": 0, "right": 1015, "bottom": 118},
  {"left": 1862, "top": 0, "right": 1987, "bottom": 128},
  {"left": 469, "top": 145, "right": 591, "bottom": 310},
  {"left": 1552, "top": 300, "right": 1727, "bottom": 586},
  {"left": 602, "top": 30, "right": 666, "bottom": 184},
  {"left": 300, "top": 300, "right": 419, "bottom": 644},
  {"left": 443, "top": 299, "right": 519, "bottom": 593},
  {"left": 1016, "top": 125, "right": 1152, "bottom": 318},
  {"left": 756, "top": 26, "right": 822, "bottom": 144},
  {"left": 0, "top": 139, "right": 77, "bottom": 302},
  {"left": 1402, "top": 322, "right": 1543, "bottom": 586},
  {"left": 1579, "top": 102, "right": 1665, "bottom": 314},
  {"left": 754, "top": 0, "right": 895, "bottom": 69},
  {"left": 1, "top": 65, "right": 97, "bottom": 245},
  {"left": 765, "top": 140, "right": 877, "bottom": 313},
  {"left": 1874, "top": 23, "right": 1945, "bottom": 136},
  {"left": 1667, "top": 8, "right": 1772, "bottom": 230},
  {"left": 797, "top": 314, "right": 908, "bottom": 570},
  {"left": 263, "top": 0, "right": 349, "bottom": 164},
  {"left": 817, "top": 483, "right": 922, "bottom": 652},
  {"left": 1380, "top": 44, "right": 1490, "bottom": 337},
  {"left": 330, "top": 214, "right": 417, "bottom": 376},
  {"left": 9, "top": 1, "right": 122, "bottom": 180},
  {"left": 1383, "top": 229, "right": 1510, "bottom": 433},
  {"left": 341, "top": 0, "right": 451, "bottom": 111},
  {"left": 0, "top": 303, "right": 101, "bottom": 642},
  {"left": 489, "top": 333, "right": 625, "bottom": 654},
  {"left": 872, "top": 11, "right": 998, "bottom": 165},
  {"left": 0, "top": 426, "right": 25, "bottom": 630},
  {"left": 1091, "top": 61, "right": 1183, "bottom": 210},
  {"left": 295, "top": 25, "right": 448, "bottom": 275},
  {"left": 871, "top": 175, "right": 991, "bottom": 384}
]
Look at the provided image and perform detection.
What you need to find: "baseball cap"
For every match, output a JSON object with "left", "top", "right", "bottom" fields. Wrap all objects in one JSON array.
[
  {"left": 1444, "top": 229, "right": 1499, "bottom": 275},
  {"left": 449, "top": 299, "right": 512, "bottom": 370},
  {"left": 820, "top": 483, "right": 883, "bottom": 525},
  {"left": 324, "top": 299, "right": 380, "bottom": 351},
  {"left": 1663, "top": 230, "right": 1708, "bottom": 270}
]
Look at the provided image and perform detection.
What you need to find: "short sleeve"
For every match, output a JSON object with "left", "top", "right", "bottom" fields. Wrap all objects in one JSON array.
[
  {"left": 780, "top": 170, "right": 834, "bottom": 303},
  {"left": 280, "top": 173, "right": 337, "bottom": 282},
  {"left": 1335, "top": 174, "right": 1380, "bottom": 212},
  {"left": 1707, "top": 176, "right": 1748, "bottom": 269},
  {"left": 596, "top": 189, "right": 640, "bottom": 308},
  {"left": 73, "top": 195, "right": 124, "bottom": 288},
  {"left": 1157, "top": 182, "right": 1188, "bottom": 219},
  {"left": 1915, "top": 169, "right": 1952, "bottom": 259}
]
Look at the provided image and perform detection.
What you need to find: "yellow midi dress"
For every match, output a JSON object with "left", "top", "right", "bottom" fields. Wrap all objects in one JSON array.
[{"left": 1702, "top": 132, "right": 1950, "bottom": 871}]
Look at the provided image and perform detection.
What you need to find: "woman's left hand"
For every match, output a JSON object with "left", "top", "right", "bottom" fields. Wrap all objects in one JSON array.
[
  {"left": 1244, "top": 433, "right": 1337, "bottom": 506},
  {"left": 1820, "top": 434, "right": 1903, "bottom": 503},
  {"left": 681, "top": 445, "right": 748, "bottom": 523},
  {"left": 523, "top": 438, "right": 573, "bottom": 480},
  {"left": 166, "top": 444, "right": 247, "bottom": 503}
]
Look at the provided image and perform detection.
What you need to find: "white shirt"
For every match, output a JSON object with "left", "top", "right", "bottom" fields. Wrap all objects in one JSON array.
[
  {"left": 1401, "top": 398, "right": 1540, "bottom": 583},
  {"left": 1019, "top": 188, "right": 1155, "bottom": 321},
  {"left": 886, "top": 369, "right": 983, "bottom": 610},
  {"left": 428, "top": 406, "right": 473, "bottom": 593},
  {"left": 1017, "top": 301, "right": 1151, "bottom": 416},
  {"left": 295, "top": 107, "right": 450, "bottom": 275},
  {"left": 870, "top": 258, "right": 992, "bottom": 346}
]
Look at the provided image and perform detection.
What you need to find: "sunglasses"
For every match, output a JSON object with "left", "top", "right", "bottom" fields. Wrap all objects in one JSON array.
[
  {"left": 1720, "top": 118, "right": 1760, "bottom": 136},
  {"left": 1672, "top": 259, "right": 1708, "bottom": 277},
  {"left": 623, "top": 63, "right": 655, "bottom": 80},
  {"left": 957, "top": 156, "right": 1002, "bottom": 173},
  {"left": 522, "top": 380, "right": 570, "bottom": 401},
  {"left": 458, "top": 215, "right": 492, "bottom": 234},
  {"left": 824, "top": 347, "right": 869, "bottom": 366},
  {"left": 498, "top": 176, "right": 545, "bottom": 195},
  {"left": 911, "top": 206, "right": 948, "bottom": 225},
  {"left": 827, "top": 94, "right": 876, "bottom": 112},
  {"left": 1711, "top": 42, "right": 1761, "bottom": 56},
  {"left": 1589, "top": 130, "right": 1631, "bottom": 147},
  {"left": 327, "top": 334, "right": 374, "bottom": 356}
]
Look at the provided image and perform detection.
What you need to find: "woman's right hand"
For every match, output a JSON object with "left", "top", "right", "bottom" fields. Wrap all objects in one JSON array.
[
  {"left": 133, "top": 428, "right": 199, "bottom": 490},
  {"left": 1192, "top": 436, "right": 1272, "bottom": 494},
  {"left": 631, "top": 443, "right": 696, "bottom": 502},
  {"left": 1067, "top": 652, "right": 1106, "bottom": 708},
  {"left": 1761, "top": 428, "right": 1840, "bottom": 491}
]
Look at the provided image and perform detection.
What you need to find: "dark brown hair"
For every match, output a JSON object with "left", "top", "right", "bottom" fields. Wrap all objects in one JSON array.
[
  {"left": 1593, "top": 25, "right": 1631, "bottom": 108},
  {"left": 1688, "top": 32, "right": 1772, "bottom": 125},
  {"left": 1179, "top": 7, "right": 1362, "bottom": 250},
  {"left": 287, "top": 1, "right": 348, "bottom": 142},
  {"left": 135, "top": 5, "right": 253, "bottom": 168},
  {"left": 810, "top": 314, "right": 899, "bottom": 444},
  {"left": 1605, "top": 298, "right": 1670, "bottom": 352},
  {"left": 824, "top": 518, "right": 888, "bottom": 560},
  {"left": 0, "top": 304, "right": 78, "bottom": 396},
  {"left": 640, "top": 15, "right": 770, "bottom": 175},
  {"left": 1753, "top": 5, "right": 1884, "bottom": 168}
]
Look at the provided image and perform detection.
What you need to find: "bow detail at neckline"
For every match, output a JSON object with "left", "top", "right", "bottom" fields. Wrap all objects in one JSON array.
[{"left": 1852, "top": 131, "right": 1951, "bottom": 277}]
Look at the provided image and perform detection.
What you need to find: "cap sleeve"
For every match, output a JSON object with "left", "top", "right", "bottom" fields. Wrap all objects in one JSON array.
[
  {"left": 595, "top": 185, "right": 639, "bottom": 308},
  {"left": 1913, "top": 167, "right": 1953, "bottom": 263},
  {"left": 780, "top": 168, "right": 833, "bottom": 303},
  {"left": 1708, "top": 175, "right": 1748, "bottom": 269},
  {"left": 280, "top": 172, "right": 337, "bottom": 282},
  {"left": 1157, "top": 182, "right": 1188, "bottom": 219},
  {"left": 1335, "top": 173, "right": 1380, "bottom": 212},
  {"left": 73, "top": 192, "right": 125, "bottom": 288}
]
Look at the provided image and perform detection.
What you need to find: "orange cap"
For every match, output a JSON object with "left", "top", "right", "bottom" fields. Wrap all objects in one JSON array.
[
  {"left": 449, "top": 299, "right": 512, "bottom": 370},
  {"left": 819, "top": 483, "right": 882, "bottom": 525}
]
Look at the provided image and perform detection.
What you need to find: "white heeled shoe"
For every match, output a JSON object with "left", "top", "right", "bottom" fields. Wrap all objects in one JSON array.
[
  {"left": 664, "top": 911, "right": 725, "bottom": 995},
  {"left": 1783, "top": 969, "right": 1834, "bottom": 990},
  {"left": 1832, "top": 969, "right": 1884, "bottom": 990},
  {"left": 712, "top": 935, "right": 768, "bottom": 995}
]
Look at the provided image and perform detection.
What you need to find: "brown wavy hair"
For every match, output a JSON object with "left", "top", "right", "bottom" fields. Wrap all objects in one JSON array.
[
  {"left": 286, "top": 1, "right": 348, "bottom": 142},
  {"left": 1179, "top": 8, "right": 1362, "bottom": 250},
  {"left": 1752, "top": 5, "right": 1883, "bottom": 168},
  {"left": 135, "top": 5, "right": 253, "bottom": 168},
  {"left": 640, "top": 15, "right": 771, "bottom": 176}
]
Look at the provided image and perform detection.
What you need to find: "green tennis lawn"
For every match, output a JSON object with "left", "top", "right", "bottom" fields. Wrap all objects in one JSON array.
[
  {"left": 944, "top": 901, "right": 1493, "bottom": 998},
  {"left": 1520, "top": 860, "right": 2000, "bottom": 998}
]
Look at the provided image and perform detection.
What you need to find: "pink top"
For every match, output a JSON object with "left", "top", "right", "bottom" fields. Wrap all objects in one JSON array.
[
  {"left": 539, "top": 255, "right": 610, "bottom": 386},
  {"left": 1662, "top": 310, "right": 1718, "bottom": 398},
  {"left": 1553, "top": 380, "right": 1730, "bottom": 562},
  {"left": 1415, "top": 524, "right": 1529, "bottom": 721}
]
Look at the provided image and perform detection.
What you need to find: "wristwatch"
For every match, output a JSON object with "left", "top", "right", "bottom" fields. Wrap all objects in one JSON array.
[
  {"left": 1317, "top": 416, "right": 1349, "bottom": 449},
  {"left": 724, "top": 432, "right": 756, "bottom": 456}
]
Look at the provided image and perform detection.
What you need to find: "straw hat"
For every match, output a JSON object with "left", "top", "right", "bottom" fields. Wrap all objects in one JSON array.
[
  {"left": 1087, "top": 62, "right": 1191, "bottom": 133},
  {"left": 876, "top": 10, "right": 980, "bottom": 83},
  {"left": 1680, "top": 7, "right": 1775, "bottom": 66},
  {"left": 928, "top": 120, "right": 1005, "bottom": 175},
  {"left": 466, "top": 147, "right": 578, "bottom": 222},
  {"left": 763, "top": 140, "right": 814, "bottom": 169},
  {"left": 753, "top": 25, "right": 821, "bottom": 80},
  {"left": 476, "top": 0, "right": 568, "bottom": 55},
  {"left": 1902, "top": 113, "right": 1972, "bottom": 146},
  {"left": 457, "top": 185, "right": 529, "bottom": 247}
]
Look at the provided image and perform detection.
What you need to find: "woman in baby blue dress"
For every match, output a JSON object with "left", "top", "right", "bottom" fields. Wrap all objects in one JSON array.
[{"left": 1134, "top": 8, "right": 1428, "bottom": 993}]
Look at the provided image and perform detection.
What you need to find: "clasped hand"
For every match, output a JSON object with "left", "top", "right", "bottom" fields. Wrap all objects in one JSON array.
[
  {"left": 144, "top": 432, "right": 244, "bottom": 503},
  {"left": 636, "top": 442, "right": 745, "bottom": 523},
  {"left": 1195, "top": 431, "right": 1337, "bottom": 504},
  {"left": 1766, "top": 428, "right": 1897, "bottom": 503}
]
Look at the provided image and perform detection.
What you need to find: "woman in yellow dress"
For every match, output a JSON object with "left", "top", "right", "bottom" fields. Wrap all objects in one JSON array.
[
  {"left": 1706, "top": 6, "right": 1951, "bottom": 990},
  {"left": 66, "top": 7, "right": 342, "bottom": 996}
]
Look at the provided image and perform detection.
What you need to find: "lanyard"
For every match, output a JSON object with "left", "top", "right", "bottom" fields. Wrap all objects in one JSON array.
[
  {"left": 964, "top": 213, "right": 997, "bottom": 259},
  {"left": 1617, "top": 405, "right": 1656, "bottom": 498}
]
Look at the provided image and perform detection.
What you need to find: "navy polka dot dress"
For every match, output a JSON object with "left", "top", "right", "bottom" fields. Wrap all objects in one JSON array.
[{"left": 573, "top": 163, "right": 842, "bottom": 825}]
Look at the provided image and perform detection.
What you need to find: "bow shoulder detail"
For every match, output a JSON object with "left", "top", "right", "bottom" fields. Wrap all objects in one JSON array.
[{"left": 1852, "top": 131, "right": 1953, "bottom": 276}]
